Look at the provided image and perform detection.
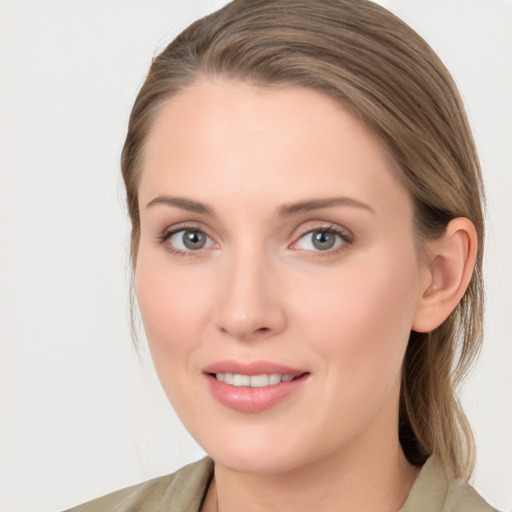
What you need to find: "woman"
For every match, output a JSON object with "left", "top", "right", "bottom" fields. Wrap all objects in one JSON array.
[{"left": 68, "top": 0, "right": 498, "bottom": 510}]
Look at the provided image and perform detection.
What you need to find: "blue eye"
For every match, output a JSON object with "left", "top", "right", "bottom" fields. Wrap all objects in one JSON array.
[
  {"left": 295, "top": 229, "right": 348, "bottom": 252},
  {"left": 167, "top": 229, "right": 215, "bottom": 252}
]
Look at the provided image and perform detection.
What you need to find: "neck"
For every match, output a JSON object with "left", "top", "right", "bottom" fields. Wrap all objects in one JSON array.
[{"left": 207, "top": 431, "right": 419, "bottom": 512}]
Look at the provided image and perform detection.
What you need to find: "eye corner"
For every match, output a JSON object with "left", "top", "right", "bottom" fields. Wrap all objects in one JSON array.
[
  {"left": 290, "top": 223, "right": 354, "bottom": 256},
  {"left": 156, "top": 225, "right": 217, "bottom": 257}
]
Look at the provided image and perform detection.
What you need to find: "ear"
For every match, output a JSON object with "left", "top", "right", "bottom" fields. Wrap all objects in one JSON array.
[{"left": 412, "top": 217, "right": 478, "bottom": 333}]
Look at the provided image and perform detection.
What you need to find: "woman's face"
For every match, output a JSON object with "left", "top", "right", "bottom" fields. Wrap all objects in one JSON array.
[{"left": 136, "top": 80, "right": 428, "bottom": 473}]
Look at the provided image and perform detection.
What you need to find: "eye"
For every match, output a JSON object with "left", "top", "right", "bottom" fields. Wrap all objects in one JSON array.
[
  {"left": 293, "top": 228, "right": 350, "bottom": 252},
  {"left": 166, "top": 229, "right": 215, "bottom": 252}
]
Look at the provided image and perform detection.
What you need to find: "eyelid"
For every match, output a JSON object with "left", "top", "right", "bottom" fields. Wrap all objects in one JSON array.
[
  {"left": 289, "top": 222, "right": 354, "bottom": 254},
  {"left": 292, "top": 221, "right": 354, "bottom": 242},
  {"left": 157, "top": 222, "right": 218, "bottom": 255},
  {"left": 156, "top": 220, "right": 354, "bottom": 256},
  {"left": 157, "top": 221, "right": 199, "bottom": 240}
]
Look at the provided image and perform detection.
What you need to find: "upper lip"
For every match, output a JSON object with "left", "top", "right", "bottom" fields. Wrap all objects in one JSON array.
[{"left": 202, "top": 360, "right": 308, "bottom": 376}]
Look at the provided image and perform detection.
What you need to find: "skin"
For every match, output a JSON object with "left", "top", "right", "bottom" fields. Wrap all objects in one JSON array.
[{"left": 135, "top": 79, "right": 474, "bottom": 512}]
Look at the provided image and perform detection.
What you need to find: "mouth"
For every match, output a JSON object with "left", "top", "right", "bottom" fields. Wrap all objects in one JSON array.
[
  {"left": 202, "top": 361, "right": 310, "bottom": 413},
  {"left": 210, "top": 372, "right": 307, "bottom": 387}
]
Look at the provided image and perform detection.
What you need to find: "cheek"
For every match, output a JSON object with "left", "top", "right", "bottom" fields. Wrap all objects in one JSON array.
[
  {"left": 135, "top": 255, "right": 218, "bottom": 425},
  {"left": 294, "top": 249, "right": 419, "bottom": 395},
  {"left": 135, "top": 252, "right": 213, "bottom": 371}
]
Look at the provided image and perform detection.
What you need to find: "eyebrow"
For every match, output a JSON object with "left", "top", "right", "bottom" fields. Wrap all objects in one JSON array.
[
  {"left": 146, "top": 195, "right": 214, "bottom": 215},
  {"left": 278, "top": 197, "right": 375, "bottom": 217},
  {"left": 145, "top": 195, "right": 375, "bottom": 216}
]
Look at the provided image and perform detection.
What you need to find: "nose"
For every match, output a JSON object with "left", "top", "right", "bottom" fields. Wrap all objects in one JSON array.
[{"left": 214, "top": 247, "right": 287, "bottom": 341}]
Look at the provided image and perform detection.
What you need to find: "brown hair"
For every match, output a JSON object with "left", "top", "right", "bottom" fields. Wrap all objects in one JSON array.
[{"left": 121, "top": 0, "right": 485, "bottom": 479}]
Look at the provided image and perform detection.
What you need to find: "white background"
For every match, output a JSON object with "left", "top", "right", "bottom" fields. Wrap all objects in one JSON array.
[{"left": 0, "top": 1, "right": 510, "bottom": 511}]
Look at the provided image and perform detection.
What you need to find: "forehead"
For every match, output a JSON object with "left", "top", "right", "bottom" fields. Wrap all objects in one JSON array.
[{"left": 139, "top": 79, "right": 410, "bottom": 219}]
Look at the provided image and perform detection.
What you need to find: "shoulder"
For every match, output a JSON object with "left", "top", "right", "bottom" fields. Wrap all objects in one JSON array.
[
  {"left": 64, "top": 457, "right": 214, "bottom": 512},
  {"left": 444, "top": 480, "right": 500, "bottom": 512},
  {"left": 401, "top": 457, "right": 499, "bottom": 512}
]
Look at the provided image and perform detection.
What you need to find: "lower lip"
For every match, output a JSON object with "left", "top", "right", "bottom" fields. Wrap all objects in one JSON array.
[{"left": 205, "top": 374, "right": 309, "bottom": 413}]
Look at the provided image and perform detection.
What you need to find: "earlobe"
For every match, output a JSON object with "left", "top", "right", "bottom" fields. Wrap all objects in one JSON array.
[{"left": 412, "top": 218, "right": 478, "bottom": 333}]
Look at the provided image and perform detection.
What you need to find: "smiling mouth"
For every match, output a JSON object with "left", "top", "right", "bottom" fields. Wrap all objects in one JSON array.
[
  {"left": 210, "top": 372, "right": 308, "bottom": 387},
  {"left": 205, "top": 368, "right": 310, "bottom": 412}
]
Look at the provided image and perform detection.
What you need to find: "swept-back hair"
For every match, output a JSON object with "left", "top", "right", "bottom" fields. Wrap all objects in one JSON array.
[{"left": 121, "top": 0, "right": 485, "bottom": 479}]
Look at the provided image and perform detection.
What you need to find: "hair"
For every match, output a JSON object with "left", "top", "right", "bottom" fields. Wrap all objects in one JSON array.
[{"left": 121, "top": 0, "right": 485, "bottom": 479}]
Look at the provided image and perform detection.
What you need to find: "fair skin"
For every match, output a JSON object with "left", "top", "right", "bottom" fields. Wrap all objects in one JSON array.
[{"left": 135, "top": 79, "right": 477, "bottom": 512}]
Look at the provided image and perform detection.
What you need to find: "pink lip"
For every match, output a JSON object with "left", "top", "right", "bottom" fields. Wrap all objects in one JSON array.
[
  {"left": 202, "top": 360, "right": 310, "bottom": 413},
  {"left": 202, "top": 360, "right": 306, "bottom": 376}
]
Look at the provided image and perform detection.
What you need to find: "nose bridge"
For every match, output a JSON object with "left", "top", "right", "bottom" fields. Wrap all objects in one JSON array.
[{"left": 215, "top": 241, "right": 286, "bottom": 340}]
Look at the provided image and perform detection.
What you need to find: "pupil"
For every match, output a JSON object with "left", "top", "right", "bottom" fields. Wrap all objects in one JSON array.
[
  {"left": 183, "top": 230, "right": 206, "bottom": 250},
  {"left": 312, "top": 231, "right": 335, "bottom": 250}
]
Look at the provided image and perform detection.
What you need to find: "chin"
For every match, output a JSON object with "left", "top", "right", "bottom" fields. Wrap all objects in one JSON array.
[
  {"left": 192, "top": 423, "right": 325, "bottom": 476},
  {"left": 211, "top": 447, "right": 303, "bottom": 475}
]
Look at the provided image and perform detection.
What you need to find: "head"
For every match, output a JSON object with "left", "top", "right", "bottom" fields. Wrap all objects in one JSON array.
[{"left": 122, "top": 0, "right": 484, "bottom": 478}]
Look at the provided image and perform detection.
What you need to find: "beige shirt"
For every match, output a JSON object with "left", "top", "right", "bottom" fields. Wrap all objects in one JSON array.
[{"left": 66, "top": 456, "right": 498, "bottom": 512}]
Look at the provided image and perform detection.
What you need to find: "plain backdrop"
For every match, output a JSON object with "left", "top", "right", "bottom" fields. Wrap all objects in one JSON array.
[{"left": 0, "top": 1, "right": 510, "bottom": 511}]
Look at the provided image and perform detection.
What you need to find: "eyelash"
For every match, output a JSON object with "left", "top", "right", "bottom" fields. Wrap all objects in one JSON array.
[
  {"left": 291, "top": 224, "right": 353, "bottom": 257},
  {"left": 156, "top": 223, "right": 211, "bottom": 258},
  {"left": 156, "top": 224, "right": 354, "bottom": 258}
]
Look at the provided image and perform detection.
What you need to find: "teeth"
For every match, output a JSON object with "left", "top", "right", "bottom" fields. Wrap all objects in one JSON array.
[
  {"left": 269, "top": 373, "right": 281, "bottom": 385},
  {"left": 233, "top": 374, "right": 250, "bottom": 386},
  {"left": 215, "top": 373, "right": 298, "bottom": 387},
  {"left": 249, "top": 374, "right": 268, "bottom": 387}
]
